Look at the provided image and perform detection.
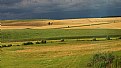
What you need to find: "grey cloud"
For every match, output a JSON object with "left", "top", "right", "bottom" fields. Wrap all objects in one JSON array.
[
  {"left": 0, "top": 0, "right": 23, "bottom": 5},
  {"left": 0, "top": 0, "right": 121, "bottom": 20}
]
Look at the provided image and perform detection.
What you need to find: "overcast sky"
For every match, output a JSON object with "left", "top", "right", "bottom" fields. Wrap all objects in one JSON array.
[{"left": 0, "top": 0, "right": 121, "bottom": 20}]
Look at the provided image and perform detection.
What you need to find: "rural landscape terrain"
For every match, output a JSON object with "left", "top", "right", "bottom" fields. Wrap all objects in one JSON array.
[{"left": 0, "top": 17, "right": 121, "bottom": 68}]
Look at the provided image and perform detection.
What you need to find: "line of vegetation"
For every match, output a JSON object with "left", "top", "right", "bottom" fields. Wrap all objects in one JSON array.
[
  {"left": 1, "top": 36, "right": 121, "bottom": 48},
  {"left": 0, "top": 44, "right": 12, "bottom": 48}
]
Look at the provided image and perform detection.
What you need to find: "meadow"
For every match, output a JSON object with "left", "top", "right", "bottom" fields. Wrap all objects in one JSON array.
[{"left": 1, "top": 29, "right": 121, "bottom": 42}]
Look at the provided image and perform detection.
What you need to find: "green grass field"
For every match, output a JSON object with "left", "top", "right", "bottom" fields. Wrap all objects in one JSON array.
[{"left": 1, "top": 29, "right": 121, "bottom": 42}]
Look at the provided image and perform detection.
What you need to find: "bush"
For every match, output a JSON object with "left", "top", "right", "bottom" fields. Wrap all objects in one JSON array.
[
  {"left": 41, "top": 40, "right": 46, "bottom": 44},
  {"left": 60, "top": 39, "right": 64, "bottom": 42},
  {"left": 23, "top": 42, "right": 33, "bottom": 45},
  {"left": 67, "top": 26, "right": 70, "bottom": 28},
  {"left": 1, "top": 44, "right": 12, "bottom": 48},
  {"left": 2, "top": 45, "right": 7, "bottom": 47},
  {"left": 8, "top": 44, "right": 12, "bottom": 47},
  {"left": 118, "top": 37, "right": 121, "bottom": 39},
  {"left": 87, "top": 53, "right": 121, "bottom": 68},
  {"left": 106, "top": 36, "right": 110, "bottom": 40},
  {"left": 16, "top": 45, "right": 20, "bottom": 46},
  {"left": 35, "top": 41, "right": 41, "bottom": 44},
  {"left": 48, "top": 22, "right": 53, "bottom": 25},
  {"left": 26, "top": 28, "right": 31, "bottom": 29},
  {"left": 92, "top": 37, "right": 96, "bottom": 41}
]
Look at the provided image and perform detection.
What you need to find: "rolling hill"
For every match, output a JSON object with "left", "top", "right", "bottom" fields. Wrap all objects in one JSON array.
[{"left": 1, "top": 17, "right": 121, "bottom": 29}]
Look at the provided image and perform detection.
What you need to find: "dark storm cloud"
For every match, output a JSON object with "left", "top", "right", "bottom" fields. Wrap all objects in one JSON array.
[
  {"left": 0, "top": 0, "right": 23, "bottom": 5},
  {"left": 0, "top": 0, "right": 121, "bottom": 20}
]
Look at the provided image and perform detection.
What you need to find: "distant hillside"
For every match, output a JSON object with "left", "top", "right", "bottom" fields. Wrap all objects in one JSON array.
[
  {"left": 102, "top": 16, "right": 121, "bottom": 18},
  {"left": 1, "top": 17, "right": 121, "bottom": 29}
]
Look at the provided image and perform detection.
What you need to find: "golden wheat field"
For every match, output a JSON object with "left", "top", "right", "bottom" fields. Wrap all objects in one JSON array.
[{"left": 1, "top": 17, "right": 121, "bottom": 29}]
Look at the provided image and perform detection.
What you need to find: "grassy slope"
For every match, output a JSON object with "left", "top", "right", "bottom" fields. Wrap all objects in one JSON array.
[
  {"left": 1, "top": 29, "right": 121, "bottom": 42},
  {"left": 1, "top": 40, "right": 121, "bottom": 68}
]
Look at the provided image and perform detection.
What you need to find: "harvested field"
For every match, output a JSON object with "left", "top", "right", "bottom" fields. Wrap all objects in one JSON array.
[{"left": 1, "top": 17, "right": 121, "bottom": 29}]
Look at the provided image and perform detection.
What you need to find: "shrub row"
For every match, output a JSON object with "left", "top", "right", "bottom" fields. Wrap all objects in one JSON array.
[
  {"left": 1, "top": 37, "right": 120, "bottom": 47},
  {"left": 0, "top": 44, "right": 12, "bottom": 48},
  {"left": 23, "top": 40, "right": 47, "bottom": 45},
  {"left": 91, "top": 36, "right": 121, "bottom": 41},
  {"left": 22, "top": 39, "right": 65, "bottom": 45},
  {"left": 0, "top": 40, "right": 47, "bottom": 48}
]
